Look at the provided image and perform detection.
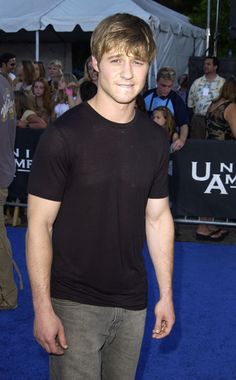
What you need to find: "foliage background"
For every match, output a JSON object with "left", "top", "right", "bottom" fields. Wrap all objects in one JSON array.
[{"left": 155, "top": 0, "right": 236, "bottom": 57}]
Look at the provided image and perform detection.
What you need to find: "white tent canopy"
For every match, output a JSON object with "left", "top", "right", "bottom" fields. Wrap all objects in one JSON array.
[{"left": 0, "top": 0, "right": 206, "bottom": 85}]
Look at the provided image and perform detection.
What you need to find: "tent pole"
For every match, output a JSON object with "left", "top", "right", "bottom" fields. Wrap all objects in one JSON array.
[
  {"left": 206, "top": 0, "right": 211, "bottom": 56},
  {"left": 213, "top": 0, "right": 220, "bottom": 56},
  {"left": 35, "top": 30, "right": 40, "bottom": 61}
]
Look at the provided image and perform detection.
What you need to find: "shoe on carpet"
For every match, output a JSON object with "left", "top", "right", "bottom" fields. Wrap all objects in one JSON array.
[
  {"left": 196, "top": 229, "right": 228, "bottom": 242},
  {"left": 0, "top": 300, "right": 18, "bottom": 310}
]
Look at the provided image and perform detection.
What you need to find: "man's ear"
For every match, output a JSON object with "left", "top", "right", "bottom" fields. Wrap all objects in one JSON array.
[{"left": 91, "top": 56, "right": 99, "bottom": 72}]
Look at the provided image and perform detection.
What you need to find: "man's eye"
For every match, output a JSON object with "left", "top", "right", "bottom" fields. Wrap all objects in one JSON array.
[{"left": 133, "top": 60, "right": 144, "bottom": 65}]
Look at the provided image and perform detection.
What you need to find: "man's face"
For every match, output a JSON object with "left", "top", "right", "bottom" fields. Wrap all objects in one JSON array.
[
  {"left": 4, "top": 58, "right": 16, "bottom": 74},
  {"left": 156, "top": 78, "right": 173, "bottom": 97},
  {"left": 92, "top": 50, "right": 149, "bottom": 105},
  {"left": 203, "top": 59, "right": 217, "bottom": 75}
]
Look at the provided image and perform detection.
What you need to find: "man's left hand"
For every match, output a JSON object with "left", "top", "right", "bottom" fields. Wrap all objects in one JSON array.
[{"left": 152, "top": 298, "right": 175, "bottom": 339}]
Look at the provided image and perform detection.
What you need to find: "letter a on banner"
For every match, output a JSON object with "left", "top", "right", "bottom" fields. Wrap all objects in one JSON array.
[{"left": 204, "top": 174, "right": 228, "bottom": 194}]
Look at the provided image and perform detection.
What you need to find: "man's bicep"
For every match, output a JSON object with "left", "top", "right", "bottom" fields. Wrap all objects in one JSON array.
[{"left": 27, "top": 194, "right": 61, "bottom": 227}]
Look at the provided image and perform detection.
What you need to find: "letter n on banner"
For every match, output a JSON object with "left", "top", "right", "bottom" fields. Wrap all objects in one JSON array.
[{"left": 171, "top": 139, "right": 236, "bottom": 218}]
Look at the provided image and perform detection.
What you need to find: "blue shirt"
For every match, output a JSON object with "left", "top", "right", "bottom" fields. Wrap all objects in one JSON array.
[{"left": 144, "top": 88, "right": 189, "bottom": 129}]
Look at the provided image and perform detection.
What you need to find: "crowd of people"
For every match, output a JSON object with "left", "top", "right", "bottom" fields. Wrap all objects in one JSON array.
[
  {"left": 1, "top": 51, "right": 235, "bottom": 145},
  {"left": 0, "top": 53, "right": 98, "bottom": 130}
]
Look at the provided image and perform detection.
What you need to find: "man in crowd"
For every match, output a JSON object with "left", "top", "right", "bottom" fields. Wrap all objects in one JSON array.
[
  {"left": 144, "top": 66, "right": 189, "bottom": 151},
  {"left": 0, "top": 72, "right": 18, "bottom": 310},
  {"left": 187, "top": 56, "right": 225, "bottom": 139},
  {"left": 26, "top": 13, "right": 175, "bottom": 380},
  {"left": 0, "top": 52, "right": 16, "bottom": 83}
]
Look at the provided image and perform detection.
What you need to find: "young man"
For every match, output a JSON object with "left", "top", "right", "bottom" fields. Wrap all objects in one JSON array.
[
  {"left": 0, "top": 52, "right": 16, "bottom": 83},
  {"left": 187, "top": 56, "right": 225, "bottom": 139},
  {"left": 144, "top": 66, "right": 189, "bottom": 151},
  {"left": 26, "top": 13, "right": 175, "bottom": 380}
]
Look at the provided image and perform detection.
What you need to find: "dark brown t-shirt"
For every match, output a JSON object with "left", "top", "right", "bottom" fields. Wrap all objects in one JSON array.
[{"left": 28, "top": 102, "right": 169, "bottom": 310}]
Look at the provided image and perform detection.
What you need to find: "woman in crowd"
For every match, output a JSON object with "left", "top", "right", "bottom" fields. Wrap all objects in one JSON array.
[
  {"left": 196, "top": 77, "right": 236, "bottom": 241},
  {"left": 47, "top": 59, "right": 63, "bottom": 86},
  {"left": 14, "top": 60, "right": 35, "bottom": 94},
  {"left": 33, "top": 61, "right": 46, "bottom": 80},
  {"left": 206, "top": 76, "right": 236, "bottom": 140},
  {"left": 76, "top": 56, "right": 98, "bottom": 104},
  {"left": 15, "top": 91, "right": 47, "bottom": 129},
  {"left": 51, "top": 72, "right": 78, "bottom": 120},
  {"left": 80, "top": 56, "right": 98, "bottom": 86},
  {"left": 32, "top": 77, "right": 52, "bottom": 125}
]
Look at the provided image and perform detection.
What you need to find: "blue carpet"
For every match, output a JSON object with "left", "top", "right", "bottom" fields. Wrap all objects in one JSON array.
[{"left": 0, "top": 228, "right": 236, "bottom": 380}]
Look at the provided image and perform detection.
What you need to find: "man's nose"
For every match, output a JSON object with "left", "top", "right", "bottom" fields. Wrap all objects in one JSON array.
[{"left": 120, "top": 61, "right": 134, "bottom": 79}]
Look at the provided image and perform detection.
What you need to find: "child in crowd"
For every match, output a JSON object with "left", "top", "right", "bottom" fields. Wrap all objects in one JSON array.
[
  {"left": 152, "top": 106, "right": 178, "bottom": 152},
  {"left": 32, "top": 77, "right": 52, "bottom": 125},
  {"left": 15, "top": 91, "right": 47, "bottom": 129}
]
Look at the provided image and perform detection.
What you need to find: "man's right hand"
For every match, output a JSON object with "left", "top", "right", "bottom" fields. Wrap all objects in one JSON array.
[{"left": 34, "top": 310, "right": 68, "bottom": 355}]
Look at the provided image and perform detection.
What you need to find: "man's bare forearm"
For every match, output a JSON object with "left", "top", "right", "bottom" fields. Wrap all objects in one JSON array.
[
  {"left": 146, "top": 209, "right": 174, "bottom": 299},
  {"left": 26, "top": 223, "right": 54, "bottom": 313}
]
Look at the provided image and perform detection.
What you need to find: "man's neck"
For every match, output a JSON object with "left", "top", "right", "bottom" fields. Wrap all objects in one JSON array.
[
  {"left": 156, "top": 88, "right": 171, "bottom": 98},
  {"left": 88, "top": 93, "right": 136, "bottom": 124},
  {"left": 205, "top": 73, "right": 218, "bottom": 82}
]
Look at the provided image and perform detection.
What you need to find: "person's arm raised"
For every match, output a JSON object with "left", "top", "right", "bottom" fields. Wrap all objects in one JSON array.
[{"left": 26, "top": 194, "right": 68, "bottom": 354}]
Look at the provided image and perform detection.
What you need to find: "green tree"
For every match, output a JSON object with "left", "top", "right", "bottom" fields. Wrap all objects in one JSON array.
[
  {"left": 188, "top": 0, "right": 235, "bottom": 57},
  {"left": 155, "top": 0, "right": 236, "bottom": 57}
]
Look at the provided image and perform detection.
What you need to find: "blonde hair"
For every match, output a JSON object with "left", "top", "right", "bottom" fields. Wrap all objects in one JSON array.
[
  {"left": 156, "top": 66, "right": 176, "bottom": 82},
  {"left": 14, "top": 91, "right": 36, "bottom": 119},
  {"left": 90, "top": 13, "right": 156, "bottom": 64}
]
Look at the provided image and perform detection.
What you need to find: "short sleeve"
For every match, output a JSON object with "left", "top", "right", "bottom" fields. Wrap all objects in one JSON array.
[
  {"left": 187, "top": 80, "right": 196, "bottom": 108},
  {"left": 28, "top": 126, "right": 70, "bottom": 201},
  {"left": 148, "top": 133, "right": 169, "bottom": 199},
  {"left": 21, "top": 110, "right": 36, "bottom": 122},
  {"left": 174, "top": 93, "right": 189, "bottom": 127}
]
